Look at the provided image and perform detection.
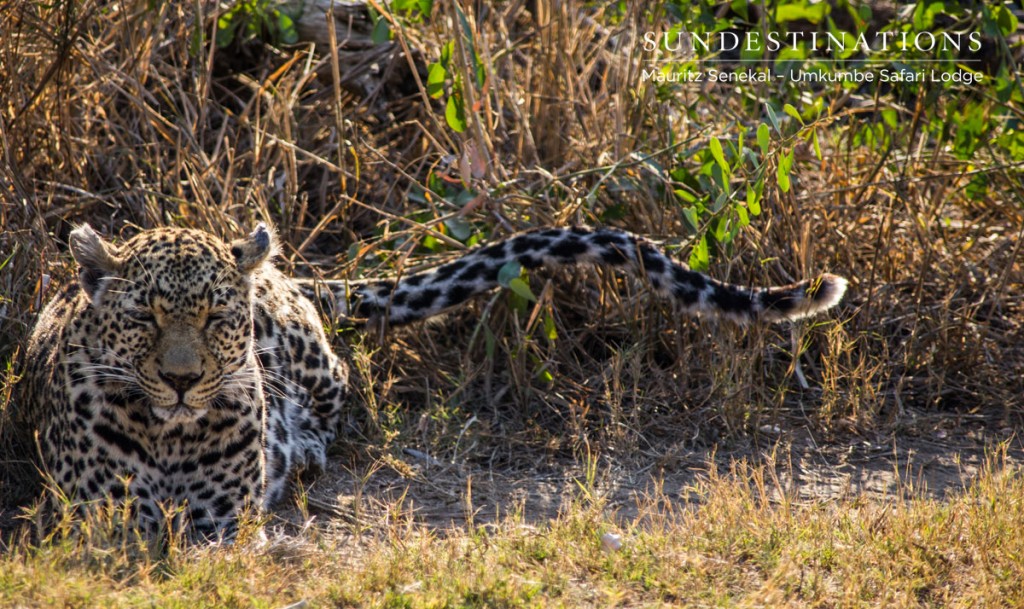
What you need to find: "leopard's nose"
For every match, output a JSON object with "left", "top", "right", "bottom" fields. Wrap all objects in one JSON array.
[{"left": 158, "top": 371, "right": 202, "bottom": 396}]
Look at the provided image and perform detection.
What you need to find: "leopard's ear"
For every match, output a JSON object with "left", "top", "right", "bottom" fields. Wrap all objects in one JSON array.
[
  {"left": 70, "top": 223, "right": 123, "bottom": 301},
  {"left": 230, "top": 223, "right": 276, "bottom": 272}
]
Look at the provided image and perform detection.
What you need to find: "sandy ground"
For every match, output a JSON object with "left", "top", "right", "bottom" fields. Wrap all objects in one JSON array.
[{"left": 277, "top": 413, "right": 1022, "bottom": 533}]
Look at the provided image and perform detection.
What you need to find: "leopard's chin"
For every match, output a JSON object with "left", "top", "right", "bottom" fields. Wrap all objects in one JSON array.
[{"left": 152, "top": 404, "right": 208, "bottom": 424}]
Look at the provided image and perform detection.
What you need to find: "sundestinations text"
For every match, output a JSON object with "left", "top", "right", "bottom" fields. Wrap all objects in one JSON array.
[{"left": 642, "top": 30, "right": 983, "bottom": 55}]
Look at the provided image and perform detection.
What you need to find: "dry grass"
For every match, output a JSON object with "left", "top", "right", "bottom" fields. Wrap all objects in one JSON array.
[
  {"left": 3, "top": 451, "right": 1024, "bottom": 607},
  {"left": 0, "top": 0, "right": 1023, "bottom": 605}
]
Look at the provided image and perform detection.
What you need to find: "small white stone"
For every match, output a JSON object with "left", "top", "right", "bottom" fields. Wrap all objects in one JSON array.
[{"left": 601, "top": 532, "right": 622, "bottom": 552}]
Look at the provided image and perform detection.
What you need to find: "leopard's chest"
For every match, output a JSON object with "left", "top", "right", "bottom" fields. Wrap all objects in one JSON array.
[{"left": 49, "top": 356, "right": 267, "bottom": 496}]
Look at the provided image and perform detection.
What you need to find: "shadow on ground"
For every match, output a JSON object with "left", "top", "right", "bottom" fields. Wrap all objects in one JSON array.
[{"left": 277, "top": 411, "right": 1022, "bottom": 533}]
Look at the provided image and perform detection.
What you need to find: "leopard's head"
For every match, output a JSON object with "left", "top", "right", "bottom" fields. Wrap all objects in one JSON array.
[{"left": 70, "top": 223, "right": 275, "bottom": 423}]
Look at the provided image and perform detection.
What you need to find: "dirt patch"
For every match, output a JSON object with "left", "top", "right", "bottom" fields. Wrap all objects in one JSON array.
[
  {"left": 3, "top": 410, "right": 1017, "bottom": 540},
  {"left": 274, "top": 412, "right": 1022, "bottom": 533}
]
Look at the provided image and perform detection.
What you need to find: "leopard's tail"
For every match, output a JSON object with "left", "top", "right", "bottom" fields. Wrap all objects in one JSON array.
[{"left": 298, "top": 227, "right": 847, "bottom": 326}]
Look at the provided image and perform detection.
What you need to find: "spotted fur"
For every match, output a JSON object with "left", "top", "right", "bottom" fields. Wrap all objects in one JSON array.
[
  {"left": 21, "top": 223, "right": 845, "bottom": 538},
  {"left": 303, "top": 226, "right": 847, "bottom": 326}
]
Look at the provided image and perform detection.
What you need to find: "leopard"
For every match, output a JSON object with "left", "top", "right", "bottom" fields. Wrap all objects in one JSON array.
[{"left": 19, "top": 222, "right": 847, "bottom": 539}]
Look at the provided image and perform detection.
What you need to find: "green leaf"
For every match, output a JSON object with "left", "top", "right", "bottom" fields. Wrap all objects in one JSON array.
[
  {"left": 674, "top": 187, "right": 697, "bottom": 204},
  {"left": 407, "top": 186, "right": 428, "bottom": 204},
  {"left": 783, "top": 103, "right": 803, "bottom": 125},
  {"left": 730, "top": 0, "right": 749, "bottom": 21},
  {"left": 681, "top": 206, "right": 701, "bottom": 234},
  {"left": 711, "top": 164, "right": 729, "bottom": 194},
  {"left": 445, "top": 94, "right": 467, "bottom": 133},
  {"left": 995, "top": 75, "right": 1016, "bottom": 103},
  {"left": 765, "top": 103, "right": 781, "bottom": 136},
  {"left": 427, "top": 171, "right": 444, "bottom": 195},
  {"left": 776, "top": 2, "right": 828, "bottom": 23},
  {"left": 776, "top": 150, "right": 794, "bottom": 193},
  {"left": 709, "top": 137, "right": 728, "bottom": 173},
  {"left": 858, "top": 4, "right": 872, "bottom": 25},
  {"left": 712, "top": 215, "right": 728, "bottom": 243},
  {"left": 993, "top": 5, "right": 1019, "bottom": 36},
  {"left": 736, "top": 204, "right": 749, "bottom": 227},
  {"left": 276, "top": 11, "right": 298, "bottom": 45},
  {"left": 426, "top": 63, "right": 447, "bottom": 98},
  {"left": 812, "top": 130, "right": 822, "bottom": 161},
  {"left": 757, "top": 123, "right": 770, "bottom": 156},
  {"left": 543, "top": 313, "right": 558, "bottom": 341},
  {"left": 454, "top": 2, "right": 473, "bottom": 44},
  {"left": 689, "top": 235, "right": 710, "bottom": 272},
  {"left": 881, "top": 109, "right": 898, "bottom": 129},
  {"left": 371, "top": 18, "right": 391, "bottom": 44},
  {"left": 444, "top": 217, "right": 473, "bottom": 242},
  {"left": 440, "top": 41, "right": 453, "bottom": 68},
  {"left": 216, "top": 16, "right": 237, "bottom": 48},
  {"left": 746, "top": 184, "right": 761, "bottom": 216},
  {"left": 711, "top": 190, "right": 728, "bottom": 213},
  {"left": 394, "top": 0, "right": 432, "bottom": 16},
  {"left": 473, "top": 51, "right": 486, "bottom": 89},
  {"left": 497, "top": 260, "right": 522, "bottom": 287},
  {"left": 421, "top": 234, "right": 441, "bottom": 252},
  {"left": 965, "top": 174, "right": 988, "bottom": 201},
  {"left": 913, "top": 1, "right": 944, "bottom": 30},
  {"left": 453, "top": 189, "right": 477, "bottom": 206},
  {"left": 508, "top": 277, "right": 537, "bottom": 303}
]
